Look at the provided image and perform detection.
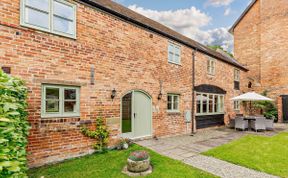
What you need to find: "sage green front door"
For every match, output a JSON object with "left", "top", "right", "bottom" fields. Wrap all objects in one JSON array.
[{"left": 121, "top": 91, "right": 152, "bottom": 138}]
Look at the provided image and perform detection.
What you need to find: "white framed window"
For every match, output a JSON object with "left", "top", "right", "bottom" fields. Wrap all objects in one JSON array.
[
  {"left": 167, "top": 94, "right": 180, "bottom": 112},
  {"left": 41, "top": 85, "right": 80, "bottom": 118},
  {"left": 234, "top": 100, "right": 240, "bottom": 111},
  {"left": 207, "top": 57, "right": 216, "bottom": 75},
  {"left": 20, "top": 0, "right": 77, "bottom": 38},
  {"left": 168, "top": 42, "right": 181, "bottom": 64},
  {"left": 196, "top": 92, "right": 224, "bottom": 115},
  {"left": 234, "top": 68, "right": 240, "bottom": 81}
]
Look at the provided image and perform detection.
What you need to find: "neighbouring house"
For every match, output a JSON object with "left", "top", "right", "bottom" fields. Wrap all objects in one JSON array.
[
  {"left": 230, "top": 0, "right": 288, "bottom": 122},
  {"left": 0, "top": 0, "right": 247, "bottom": 167}
]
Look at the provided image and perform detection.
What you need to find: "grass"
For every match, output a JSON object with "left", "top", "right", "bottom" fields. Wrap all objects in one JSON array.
[
  {"left": 203, "top": 132, "right": 288, "bottom": 177},
  {"left": 29, "top": 144, "right": 217, "bottom": 178}
]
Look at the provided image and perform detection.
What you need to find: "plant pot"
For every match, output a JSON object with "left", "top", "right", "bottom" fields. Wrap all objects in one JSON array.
[{"left": 127, "top": 157, "right": 150, "bottom": 173}]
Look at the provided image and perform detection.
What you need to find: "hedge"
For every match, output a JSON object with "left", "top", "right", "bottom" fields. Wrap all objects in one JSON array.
[{"left": 0, "top": 70, "right": 30, "bottom": 177}]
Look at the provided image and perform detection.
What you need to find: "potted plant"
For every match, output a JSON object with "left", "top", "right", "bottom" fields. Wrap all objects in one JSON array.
[{"left": 127, "top": 151, "right": 150, "bottom": 173}]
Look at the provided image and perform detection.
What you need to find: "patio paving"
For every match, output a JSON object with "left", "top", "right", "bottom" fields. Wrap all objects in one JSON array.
[{"left": 136, "top": 123, "right": 288, "bottom": 178}]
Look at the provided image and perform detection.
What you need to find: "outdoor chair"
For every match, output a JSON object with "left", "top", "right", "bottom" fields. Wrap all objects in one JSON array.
[
  {"left": 235, "top": 117, "right": 248, "bottom": 131},
  {"left": 251, "top": 117, "right": 266, "bottom": 132},
  {"left": 228, "top": 119, "right": 235, "bottom": 129},
  {"left": 265, "top": 118, "right": 274, "bottom": 131}
]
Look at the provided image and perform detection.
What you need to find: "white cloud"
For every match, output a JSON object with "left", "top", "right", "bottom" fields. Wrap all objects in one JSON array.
[
  {"left": 224, "top": 8, "right": 231, "bottom": 16},
  {"left": 206, "top": 0, "right": 234, "bottom": 7},
  {"left": 128, "top": 5, "right": 234, "bottom": 52}
]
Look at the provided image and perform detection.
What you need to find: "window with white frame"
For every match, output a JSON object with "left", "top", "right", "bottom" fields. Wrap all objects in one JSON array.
[
  {"left": 167, "top": 94, "right": 180, "bottom": 112},
  {"left": 41, "top": 85, "right": 80, "bottom": 118},
  {"left": 234, "top": 100, "right": 240, "bottom": 111},
  {"left": 234, "top": 68, "right": 240, "bottom": 81},
  {"left": 168, "top": 42, "right": 181, "bottom": 64},
  {"left": 207, "top": 58, "right": 216, "bottom": 75},
  {"left": 21, "top": 0, "right": 76, "bottom": 38},
  {"left": 196, "top": 92, "right": 224, "bottom": 115}
]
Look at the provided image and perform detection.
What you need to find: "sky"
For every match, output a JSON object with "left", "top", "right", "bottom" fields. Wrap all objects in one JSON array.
[{"left": 113, "top": 0, "right": 252, "bottom": 52}]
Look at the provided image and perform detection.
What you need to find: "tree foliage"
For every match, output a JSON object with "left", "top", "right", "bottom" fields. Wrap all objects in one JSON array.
[
  {"left": 0, "top": 70, "right": 30, "bottom": 177},
  {"left": 208, "top": 45, "right": 234, "bottom": 58}
]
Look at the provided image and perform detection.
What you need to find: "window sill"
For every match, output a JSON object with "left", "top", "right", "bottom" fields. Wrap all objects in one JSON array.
[
  {"left": 41, "top": 115, "right": 80, "bottom": 119},
  {"left": 20, "top": 23, "right": 77, "bottom": 40},
  {"left": 167, "top": 111, "right": 181, "bottom": 115},
  {"left": 168, "top": 61, "right": 182, "bottom": 66},
  {"left": 196, "top": 113, "right": 224, "bottom": 116}
]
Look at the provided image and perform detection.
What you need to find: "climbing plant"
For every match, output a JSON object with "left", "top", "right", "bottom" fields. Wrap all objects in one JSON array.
[
  {"left": 81, "top": 117, "right": 109, "bottom": 152},
  {"left": 0, "top": 70, "right": 30, "bottom": 177}
]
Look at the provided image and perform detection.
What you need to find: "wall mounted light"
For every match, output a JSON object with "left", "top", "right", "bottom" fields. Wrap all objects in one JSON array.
[{"left": 111, "top": 88, "right": 117, "bottom": 99}]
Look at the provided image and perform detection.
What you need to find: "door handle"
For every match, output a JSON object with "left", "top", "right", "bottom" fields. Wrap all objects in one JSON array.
[{"left": 134, "top": 113, "right": 136, "bottom": 119}]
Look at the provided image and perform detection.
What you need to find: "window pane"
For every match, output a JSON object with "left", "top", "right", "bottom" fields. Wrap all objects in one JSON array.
[
  {"left": 202, "top": 94, "right": 208, "bottom": 113},
  {"left": 214, "top": 95, "right": 218, "bottom": 112},
  {"left": 65, "top": 89, "right": 76, "bottom": 100},
  {"left": 53, "top": 16, "right": 74, "bottom": 34},
  {"left": 26, "top": 0, "right": 49, "bottom": 11},
  {"left": 64, "top": 101, "right": 77, "bottom": 112},
  {"left": 25, "top": 7, "right": 49, "bottom": 29},
  {"left": 209, "top": 95, "right": 213, "bottom": 113},
  {"left": 196, "top": 94, "right": 201, "bottom": 113},
  {"left": 173, "top": 96, "right": 179, "bottom": 110},
  {"left": 46, "top": 100, "right": 59, "bottom": 113},
  {"left": 46, "top": 88, "right": 59, "bottom": 99},
  {"left": 53, "top": 1, "right": 74, "bottom": 20},
  {"left": 167, "top": 95, "right": 172, "bottom": 110},
  {"left": 168, "top": 52, "right": 174, "bottom": 62}
]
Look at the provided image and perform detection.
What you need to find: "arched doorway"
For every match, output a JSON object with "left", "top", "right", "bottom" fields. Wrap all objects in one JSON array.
[{"left": 121, "top": 90, "right": 152, "bottom": 139}]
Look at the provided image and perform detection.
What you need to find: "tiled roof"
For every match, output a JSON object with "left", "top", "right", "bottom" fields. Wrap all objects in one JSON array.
[{"left": 80, "top": 0, "right": 248, "bottom": 71}]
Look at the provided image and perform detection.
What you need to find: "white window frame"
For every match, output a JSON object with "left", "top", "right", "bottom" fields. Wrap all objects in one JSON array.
[
  {"left": 167, "top": 94, "right": 180, "bottom": 112},
  {"left": 168, "top": 42, "right": 181, "bottom": 65},
  {"left": 234, "top": 100, "right": 240, "bottom": 111},
  {"left": 207, "top": 57, "right": 216, "bottom": 75},
  {"left": 41, "top": 84, "right": 80, "bottom": 118},
  {"left": 196, "top": 92, "right": 225, "bottom": 116},
  {"left": 20, "top": 0, "right": 77, "bottom": 39},
  {"left": 234, "top": 68, "right": 240, "bottom": 81}
]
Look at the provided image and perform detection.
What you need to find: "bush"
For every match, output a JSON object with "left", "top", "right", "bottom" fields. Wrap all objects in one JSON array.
[
  {"left": 0, "top": 70, "right": 30, "bottom": 177},
  {"left": 81, "top": 117, "right": 109, "bottom": 152},
  {"left": 254, "top": 91, "right": 278, "bottom": 121}
]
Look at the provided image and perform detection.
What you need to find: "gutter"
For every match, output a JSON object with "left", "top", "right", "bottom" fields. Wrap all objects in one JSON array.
[
  {"left": 191, "top": 49, "right": 197, "bottom": 135},
  {"left": 80, "top": 0, "right": 248, "bottom": 72}
]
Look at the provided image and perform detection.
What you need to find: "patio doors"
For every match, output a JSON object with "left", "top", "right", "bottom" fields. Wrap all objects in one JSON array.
[{"left": 121, "top": 90, "right": 152, "bottom": 139}]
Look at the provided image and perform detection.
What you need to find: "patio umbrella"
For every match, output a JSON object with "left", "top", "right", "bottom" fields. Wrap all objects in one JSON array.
[
  {"left": 231, "top": 92, "right": 273, "bottom": 115},
  {"left": 231, "top": 92, "right": 273, "bottom": 102}
]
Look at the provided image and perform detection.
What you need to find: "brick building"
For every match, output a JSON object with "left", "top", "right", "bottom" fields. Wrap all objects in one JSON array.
[
  {"left": 230, "top": 0, "right": 288, "bottom": 122},
  {"left": 0, "top": 0, "right": 246, "bottom": 167}
]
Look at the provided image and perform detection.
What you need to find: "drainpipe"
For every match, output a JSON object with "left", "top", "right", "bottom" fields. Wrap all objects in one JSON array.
[{"left": 191, "top": 49, "right": 197, "bottom": 135}]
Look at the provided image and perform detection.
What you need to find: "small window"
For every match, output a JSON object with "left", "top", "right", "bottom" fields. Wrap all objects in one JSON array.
[
  {"left": 167, "top": 94, "right": 180, "bottom": 112},
  {"left": 234, "top": 69, "right": 240, "bottom": 81},
  {"left": 207, "top": 58, "right": 216, "bottom": 75},
  {"left": 234, "top": 100, "right": 240, "bottom": 111},
  {"left": 234, "top": 68, "right": 240, "bottom": 90},
  {"left": 42, "top": 85, "right": 80, "bottom": 118},
  {"left": 168, "top": 42, "right": 181, "bottom": 64},
  {"left": 21, "top": 0, "right": 76, "bottom": 38}
]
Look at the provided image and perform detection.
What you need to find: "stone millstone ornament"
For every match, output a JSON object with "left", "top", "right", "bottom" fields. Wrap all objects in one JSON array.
[{"left": 122, "top": 150, "right": 152, "bottom": 176}]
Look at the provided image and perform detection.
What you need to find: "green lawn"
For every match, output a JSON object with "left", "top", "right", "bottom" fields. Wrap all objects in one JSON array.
[
  {"left": 203, "top": 132, "right": 288, "bottom": 177},
  {"left": 29, "top": 144, "right": 216, "bottom": 178}
]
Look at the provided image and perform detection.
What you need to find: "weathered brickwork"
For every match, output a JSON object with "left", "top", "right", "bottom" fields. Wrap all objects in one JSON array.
[
  {"left": 0, "top": 0, "right": 244, "bottom": 167},
  {"left": 233, "top": 0, "right": 288, "bottom": 121}
]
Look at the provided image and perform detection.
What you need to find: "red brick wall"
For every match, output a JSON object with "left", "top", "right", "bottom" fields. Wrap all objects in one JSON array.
[
  {"left": 233, "top": 0, "right": 288, "bottom": 122},
  {"left": 0, "top": 0, "right": 242, "bottom": 167}
]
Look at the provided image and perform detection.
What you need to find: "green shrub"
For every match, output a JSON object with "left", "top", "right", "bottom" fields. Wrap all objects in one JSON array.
[
  {"left": 81, "top": 117, "right": 109, "bottom": 152},
  {"left": 0, "top": 70, "right": 30, "bottom": 177},
  {"left": 254, "top": 91, "right": 278, "bottom": 121}
]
